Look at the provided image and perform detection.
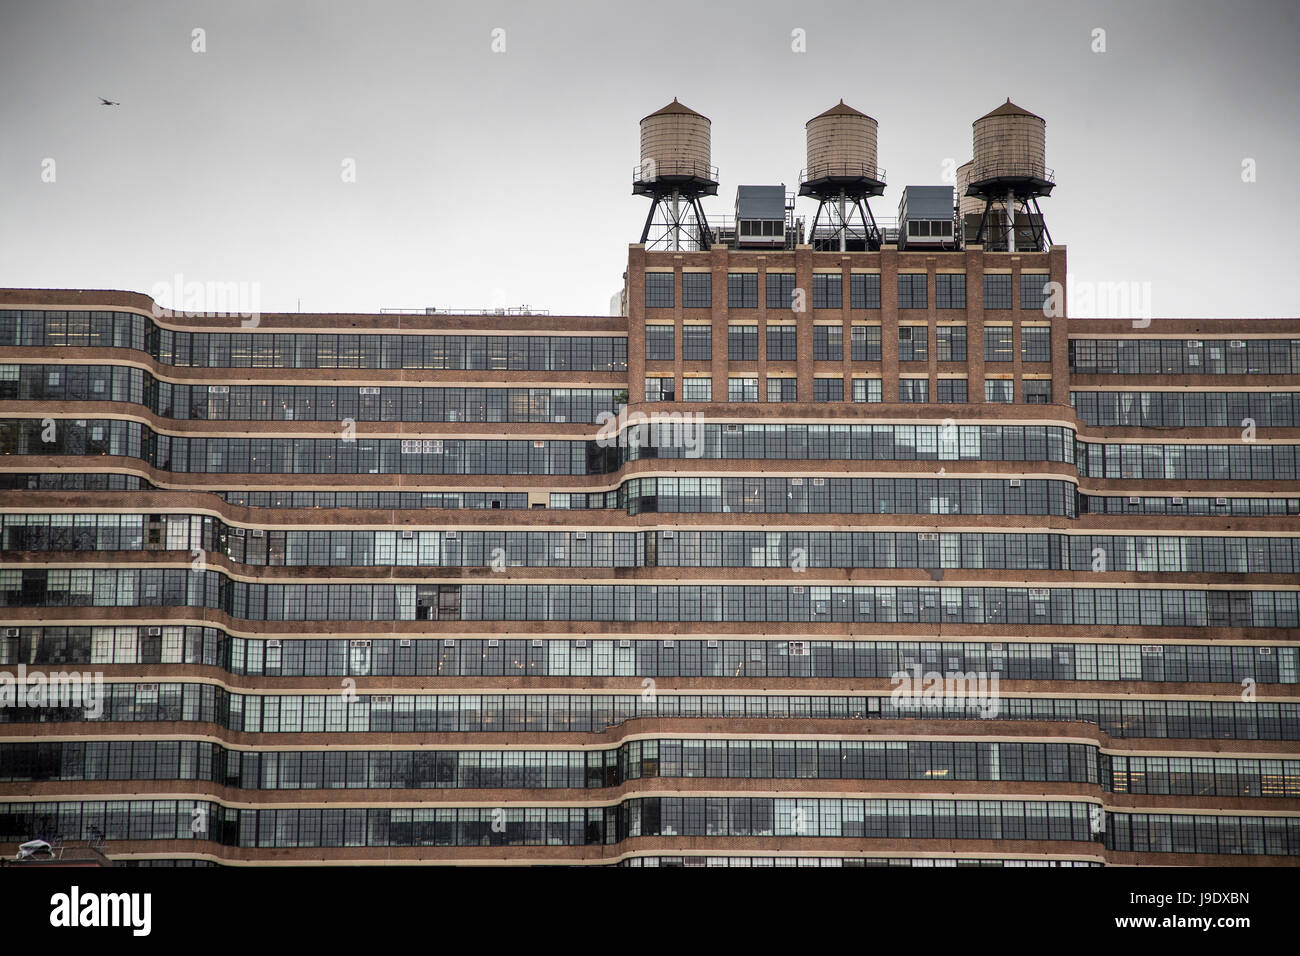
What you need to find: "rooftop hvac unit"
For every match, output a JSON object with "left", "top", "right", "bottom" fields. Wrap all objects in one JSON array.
[
  {"left": 401, "top": 530, "right": 414, "bottom": 539},
  {"left": 707, "top": 639, "right": 719, "bottom": 648},
  {"left": 351, "top": 639, "right": 371, "bottom": 647},
  {"left": 620, "top": 639, "right": 632, "bottom": 648},
  {"left": 1170, "top": 496, "right": 1185, "bottom": 505},
  {"left": 443, "top": 639, "right": 455, "bottom": 647},
  {"left": 1215, "top": 497, "right": 1229, "bottom": 506},
  {"left": 1129, "top": 496, "right": 1141, "bottom": 505},
  {"left": 488, "top": 639, "right": 499, "bottom": 647},
  {"left": 1008, "top": 479, "right": 1022, "bottom": 487},
  {"left": 399, "top": 639, "right": 412, "bottom": 647},
  {"left": 917, "top": 533, "right": 939, "bottom": 541},
  {"left": 147, "top": 627, "right": 162, "bottom": 637},
  {"left": 267, "top": 639, "right": 281, "bottom": 648},
  {"left": 812, "top": 478, "right": 825, "bottom": 486},
  {"left": 532, "top": 639, "right": 544, "bottom": 647},
  {"left": 788, "top": 641, "right": 809, "bottom": 657},
  {"left": 359, "top": 387, "right": 380, "bottom": 396}
]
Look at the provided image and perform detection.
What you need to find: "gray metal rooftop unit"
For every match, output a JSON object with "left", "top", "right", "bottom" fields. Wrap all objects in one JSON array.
[
  {"left": 898, "top": 186, "right": 956, "bottom": 249},
  {"left": 734, "top": 185, "right": 789, "bottom": 247}
]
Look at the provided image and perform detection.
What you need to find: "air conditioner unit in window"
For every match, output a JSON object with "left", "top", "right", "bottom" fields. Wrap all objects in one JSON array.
[
  {"left": 1258, "top": 647, "right": 1273, "bottom": 655},
  {"left": 445, "top": 531, "right": 458, "bottom": 539},
  {"left": 3, "top": 628, "right": 18, "bottom": 638},
  {"left": 1215, "top": 497, "right": 1229, "bottom": 506},
  {"left": 1128, "top": 496, "right": 1141, "bottom": 504},
  {"left": 443, "top": 639, "right": 455, "bottom": 647},
  {"left": 812, "top": 478, "right": 825, "bottom": 486},
  {"left": 989, "top": 643, "right": 1003, "bottom": 652},
  {"left": 1008, "top": 479, "right": 1022, "bottom": 487},
  {"left": 662, "top": 530, "right": 674, "bottom": 539},
  {"left": 531, "top": 639, "right": 544, "bottom": 647},
  {"left": 1187, "top": 340, "right": 1202, "bottom": 348},
  {"left": 351, "top": 639, "right": 371, "bottom": 647},
  {"left": 1141, "top": 645, "right": 1163, "bottom": 654},
  {"left": 791, "top": 586, "right": 804, "bottom": 595},
  {"left": 575, "top": 640, "right": 587, "bottom": 648},
  {"left": 359, "top": 387, "right": 380, "bottom": 396},
  {"left": 250, "top": 529, "right": 264, "bottom": 537},
  {"left": 707, "top": 639, "right": 719, "bottom": 648},
  {"left": 372, "top": 695, "right": 392, "bottom": 704},
  {"left": 488, "top": 639, "right": 499, "bottom": 648},
  {"left": 1229, "top": 340, "right": 1246, "bottom": 348},
  {"left": 399, "top": 639, "right": 412, "bottom": 647},
  {"left": 208, "top": 385, "right": 229, "bottom": 394},
  {"left": 1170, "top": 496, "right": 1185, "bottom": 505},
  {"left": 533, "top": 441, "right": 546, "bottom": 449},
  {"left": 619, "top": 639, "right": 632, "bottom": 648},
  {"left": 662, "top": 640, "right": 675, "bottom": 648},
  {"left": 401, "top": 530, "right": 414, "bottom": 539},
  {"left": 267, "top": 639, "right": 281, "bottom": 648},
  {"left": 726, "top": 424, "right": 739, "bottom": 432},
  {"left": 1029, "top": 589, "right": 1050, "bottom": 599},
  {"left": 137, "top": 683, "right": 158, "bottom": 693},
  {"left": 146, "top": 627, "right": 162, "bottom": 637},
  {"left": 575, "top": 532, "right": 587, "bottom": 540},
  {"left": 788, "top": 641, "right": 809, "bottom": 656},
  {"left": 233, "top": 527, "right": 246, "bottom": 537},
  {"left": 917, "top": 533, "right": 939, "bottom": 541}
]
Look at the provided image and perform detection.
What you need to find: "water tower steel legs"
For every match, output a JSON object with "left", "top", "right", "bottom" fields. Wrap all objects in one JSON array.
[
  {"left": 839, "top": 189, "right": 847, "bottom": 252},
  {"left": 1006, "top": 188, "right": 1016, "bottom": 254}
]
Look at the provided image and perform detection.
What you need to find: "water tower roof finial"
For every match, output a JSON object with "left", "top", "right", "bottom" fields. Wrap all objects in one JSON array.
[
  {"left": 642, "top": 98, "right": 709, "bottom": 122},
  {"left": 976, "top": 98, "right": 1043, "bottom": 122},
  {"left": 808, "top": 99, "right": 874, "bottom": 124}
]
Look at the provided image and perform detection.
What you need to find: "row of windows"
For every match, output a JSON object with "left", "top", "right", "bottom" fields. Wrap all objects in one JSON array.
[
  {"left": 1071, "top": 390, "right": 1300, "bottom": 428},
  {"left": 1070, "top": 338, "right": 1300, "bottom": 375},
  {"left": 0, "top": 365, "right": 623, "bottom": 424},
  {"left": 0, "top": 312, "right": 628, "bottom": 371},
  {"left": 3, "top": 569, "right": 1297, "bottom": 627},
  {"left": 622, "top": 857, "right": 1101, "bottom": 867},
  {"left": 1079, "top": 494, "right": 1300, "bottom": 517},
  {"left": 644, "top": 324, "right": 1042, "bottom": 364},
  {"left": 11, "top": 740, "right": 1298, "bottom": 799},
  {"left": 18, "top": 416, "right": 1299, "bottom": 480},
  {"left": 646, "top": 272, "right": 1050, "bottom": 312},
  {"left": 5, "top": 685, "right": 1295, "bottom": 740},
  {"left": 0, "top": 739, "right": 1101, "bottom": 789},
  {"left": 8, "top": 626, "right": 1295, "bottom": 685},
  {"left": 12, "top": 512, "right": 1300, "bottom": 575}
]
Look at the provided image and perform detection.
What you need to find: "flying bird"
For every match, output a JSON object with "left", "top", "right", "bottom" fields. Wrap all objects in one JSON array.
[{"left": 99, "top": 97, "right": 120, "bottom": 106}]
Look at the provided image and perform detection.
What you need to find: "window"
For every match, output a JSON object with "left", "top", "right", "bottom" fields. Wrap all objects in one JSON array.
[
  {"left": 937, "top": 326, "right": 967, "bottom": 361},
  {"left": 984, "top": 326, "right": 1013, "bottom": 362},
  {"left": 937, "top": 379, "right": 968, "bottom": 403},
  {"left": 1022, "top": 327, "right": 1051, "bottom": 363},
  {"left": 813, "top": 379, "right": 843, "bottom": 402},
  {"left": 682, "top": 326, "right": 712, "bottom": 361},
  {"left": 851, "top": 274, "right": 881, "bottom": 309},
  {"left": 899, "top": 327, "right": 928, "bottom": 362},
  {"left": 813, "top": 274, "right": 843, "bottom": 309},
  {"left": 985, "top": 380, "right": 1014, "bottom": 403},
  {"left": 1021, "top": 275, "right": 1051, "bottom": 311},
  {"left": 645, "top": 378, "right": 674, "bottom": 402},
  {"left": 852, "top": 378, "right": 882, "bottom": 403},
  {"left": 984, "top": 275, "right": 1012, "bottom": 309},
  {"left": 851, "top": 326, "right": 881, "bottom": 361},
  {"left": 936, "top": 274, "right": 966, "bottom": 310},
  {"left": 814, "top": 326, "right": 843, "bottom": 361},
  {"left": 898, "top": 274, "right": 927, "bottom": 309},
  {"left": 682, "top": 274, "right": 712, "bottom": 308},
  {"left": 728, "top": 325, "right": 758, "bottom": 361},
  {"left": 899, "top": 378, "right": 929, "bottom": 403},
  {"left": 645, "top": 326, "right": 674, "bottom": 362},
  {"left": 728, "top": 377, "right": 759, "bottom": 402},
  {"left": 682, "top": 378, "right": 712, "bottom": 402},
  {"left": 728, "top": 274, "right": 758, "bottom": 309},
  {"left": 767, "top": 326, "right": 797, "bottom": 362},
  {"left": 1024, "top": 380, "right": 1051, "bottom": 404},
  {"left": 645, "top": 273, "right": 674, "bottom": 308},
  {"left": 767, "top": 378, "right": 797, "bottom": 403},
  {"left": 766, "top": 274, "right": 797, "bottom": 310}
]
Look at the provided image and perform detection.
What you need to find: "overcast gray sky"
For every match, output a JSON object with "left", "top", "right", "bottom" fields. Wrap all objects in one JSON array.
[{"left": 1, "top": 0, "right": 1297, "bottom": 318}]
